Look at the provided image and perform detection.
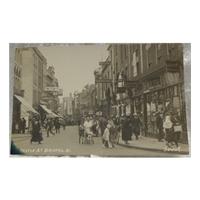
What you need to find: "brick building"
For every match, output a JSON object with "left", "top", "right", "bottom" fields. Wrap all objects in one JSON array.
[{"left": 95, "top": 43, "right": 187, "bottom": 142}]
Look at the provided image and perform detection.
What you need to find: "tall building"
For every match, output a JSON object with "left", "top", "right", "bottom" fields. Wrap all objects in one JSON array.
[
  {"left": 12, "top": 48, "right": 23, "bottom": 131},
  {"left": 96, "top": 55, "right": 112, "bottom": 116},
  {"left": 20, "top": 47, "right": 47, "bottom": 110},
  {"left": 62, "top": 93, "right": 73, "bottom": 116},
  {"left": 79, "top": 84, "right": 95, "bottom": 116},
  {"left": 42, "top": 66, "right": 60, "bottom": 112},
  {"left": 95, "top": 43, "right": 187, "bottom": 142},
  {"left": 12, "top": 47, "right": 46, "bottom": 132}
]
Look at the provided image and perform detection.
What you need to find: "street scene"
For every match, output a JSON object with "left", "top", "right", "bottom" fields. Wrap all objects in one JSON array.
[{"left": 10, "top": 44, "right": 190, "bottom": 156}]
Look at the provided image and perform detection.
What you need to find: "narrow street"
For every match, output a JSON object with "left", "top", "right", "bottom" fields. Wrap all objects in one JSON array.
[{"left": 12, "top": 126, "right": 178, "bottom": 157}]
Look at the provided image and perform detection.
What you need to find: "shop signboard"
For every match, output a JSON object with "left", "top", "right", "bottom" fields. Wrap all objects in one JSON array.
[
  {"left": 45, "top": 87, "right": 59, "bottom": 92},
  {"left": 173, "top": 96, "right": 180, "bottom": 108},
  {"left": 126, "top": 104, "right": 131, "bottom": 115},
  {"left": 45, "top": 87, "right": 63, "bottom": 96}
]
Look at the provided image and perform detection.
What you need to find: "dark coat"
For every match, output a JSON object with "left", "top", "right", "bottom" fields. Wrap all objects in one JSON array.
[
  {"left": 156, "top": 115, "right": 163, "bottom": 130},
  {"left": 31, "top": 121, "right": 43, "bottom": 142},
  {"left": 132, "top": 118, "right": 141, "bottom": 135},
  {"left": 99, "top": 117, "right": 107, "bottom": 135},
  {"left": 121, "top": 117, "right": 132, "bottom": 141}
]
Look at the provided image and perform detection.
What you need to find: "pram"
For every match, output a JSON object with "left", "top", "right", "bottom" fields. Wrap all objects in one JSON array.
[
  {"left": 165, "top": 126, "right": 181, "bottom": 148},
  {"left": 84, "top": 128, "right": 94, "bottom": 144}
]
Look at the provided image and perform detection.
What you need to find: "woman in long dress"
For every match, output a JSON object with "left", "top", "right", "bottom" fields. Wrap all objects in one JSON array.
[
  {"left": 121, "top": 116, "right": 132, "bottom": 144},
  {"left": 31, "top": 118, "right": 43, "bottom": 144},
  {"left": 163, "top": 115, "right": 173, "bottom": 148}
]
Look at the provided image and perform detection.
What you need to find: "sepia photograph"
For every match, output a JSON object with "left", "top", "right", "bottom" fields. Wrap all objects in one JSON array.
[{"left": 10, "top": 43, "right": 190, "bottom": 157}]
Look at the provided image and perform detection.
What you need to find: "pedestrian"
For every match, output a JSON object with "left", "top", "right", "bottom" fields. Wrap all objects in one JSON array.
[
  {"left": 78, "top": 121, "right": 85, "bottom": 144},
  {"left": 18, "top": 118, "right": 23, "bottom": 134},
  {"left": 151, "top": 112, "right": 157, "bottom": 136},
  {"left": 132, "top": 113, "right": 142, "bottom": 140},
  {"left": 91, "top": 117, "right": 97, "bottom": 136},
  {"left": 102, "top": 124, "right": 112, "bottom": 148},
  {"left": 109, "top": 119, "right": 117, "bottom": 148},
  {"left": 172, "top": 112, "right": 182, "bottom": 147},
  {"left": 113, "top": 116, "right": 121, "bottom": 144},
  {"left": 55, "top": 118, "right": 60, "bottom": 134},
  {"left": 156, "top": 112, "right": 164, "bottom": 142},
  {"left": 121, "top": 115, "right": 132, "bottom": 144},
  {"left": 96, "top": 118, "right": 101, "bottom": 137},
  {"left": 84, "top": 116, "right": 94, "bottom": 144},
  {"left": 31, "top": 117, "right": 43, "bottom": 144},
  {"left": 99, "top": 116, "right": 107, "bottom": 136},
  {"left": 15, "top": 120, "right": 20, "bottom": 134},
  {"left": 163, "top": 114, "right": 173, "bottom": 148},
  {"left": 46, "top": 118, "right": 54, "bottom": 137},
  {"left": 22, "top": 117, "right": 26, "bottom": 134}
]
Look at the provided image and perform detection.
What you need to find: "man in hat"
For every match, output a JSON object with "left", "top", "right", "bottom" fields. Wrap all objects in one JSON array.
[
  {"left": 156, "top": 111, "right": 164, "bottom": 142},
  {"left": 132, "top": 113, "right": 142, "bottom": 140}
]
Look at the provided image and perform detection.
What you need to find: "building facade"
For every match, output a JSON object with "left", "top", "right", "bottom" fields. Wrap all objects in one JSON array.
[
  {"left": 12, "top": 48, "right": 23, "bottom": 131},
  {"left": 94, "top": 43, "right": 187, "bottom": 142},
  {"left": 78, "top": 84, "right": 95, "bottom": 116},
  {"left": 12, "top": 47, "right": 47, "bottom": 132},
  {"left": 20, "top": 47, "right": 46, "bottom": 110},
  {"left": 41, "top": 66, "right": 60, "bottom": 113}
]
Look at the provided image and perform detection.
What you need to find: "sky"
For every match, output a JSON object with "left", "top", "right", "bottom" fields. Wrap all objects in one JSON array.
[{"left": 38, "top": 44, "right": 108, "bottom": 97}]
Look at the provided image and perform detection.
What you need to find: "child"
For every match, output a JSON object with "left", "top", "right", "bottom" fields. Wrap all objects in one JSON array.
[
  {"left": 79, "top": 123, "right": 85, "bottom": 144},
  {"left": 102, "top": 124, "right": 112, "bottom": 148}
]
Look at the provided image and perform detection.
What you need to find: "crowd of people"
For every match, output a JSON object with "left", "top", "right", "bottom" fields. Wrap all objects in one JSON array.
[
  {"left": 12, "top": 117, "right": 26, "bottom": 134},
  {"left": 13, "top": 109, "right": 182, "bottom": 149},
  {"left": 79, "top": 111, "right": 183, "bottom": 149},
  {"left": 78, "top": 113, "right": 143, "bottom": 148}
]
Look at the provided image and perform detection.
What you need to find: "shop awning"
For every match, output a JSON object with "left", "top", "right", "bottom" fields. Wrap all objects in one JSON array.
[
  {"left": 14, "top": 95, "right": 39, "bottom": 114},
  {"left": 40, "top": 105, "right": 58, "bottom": 118}
]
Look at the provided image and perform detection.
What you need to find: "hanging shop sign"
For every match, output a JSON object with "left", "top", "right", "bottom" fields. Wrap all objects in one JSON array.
[
  {"left": 95, "top": 78, "right": 112, "bottom": 84},
  {"left": 44, "top": 87, "right": 63, "bottom": 96},
  {"left": 126, "top": 104, "right": 131, "bottom": 115},
  {"left": 173, "top": 96, "right": 180, "bottom": 108},
  {"left": 45, "top": 87, "right": 60, "bottom": 92}
]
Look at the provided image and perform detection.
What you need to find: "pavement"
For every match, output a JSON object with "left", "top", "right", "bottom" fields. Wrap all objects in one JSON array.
[
  {"left": 10, "top": 126, "right": 189, "bottom": 157},
  {"left": 118, "top": 135, "right": 190, "bottom": 155}
]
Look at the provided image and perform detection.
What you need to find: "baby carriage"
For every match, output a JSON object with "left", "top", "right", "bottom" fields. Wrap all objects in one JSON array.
[
  {"left": 163, "top": 115, "right": 179, "bottom": 149},
  {"left": 165, "top": 126, "right": 182, "bottom": 149},
  {"left": 84, "top": 128, "right": 94, "bottom": 144}
]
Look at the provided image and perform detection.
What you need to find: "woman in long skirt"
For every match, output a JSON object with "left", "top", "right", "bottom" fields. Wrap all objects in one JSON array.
[{"left": 31, "top": 118, "right": 43, "bottom": 144}]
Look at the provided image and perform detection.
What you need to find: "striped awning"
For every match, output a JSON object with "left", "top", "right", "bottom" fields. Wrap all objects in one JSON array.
[
  {"left": 14, "top": 95, "right": 39, "bottom": 114},
  {"left": 40, "top": 105, "right": 58, "bottom": 118}
]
